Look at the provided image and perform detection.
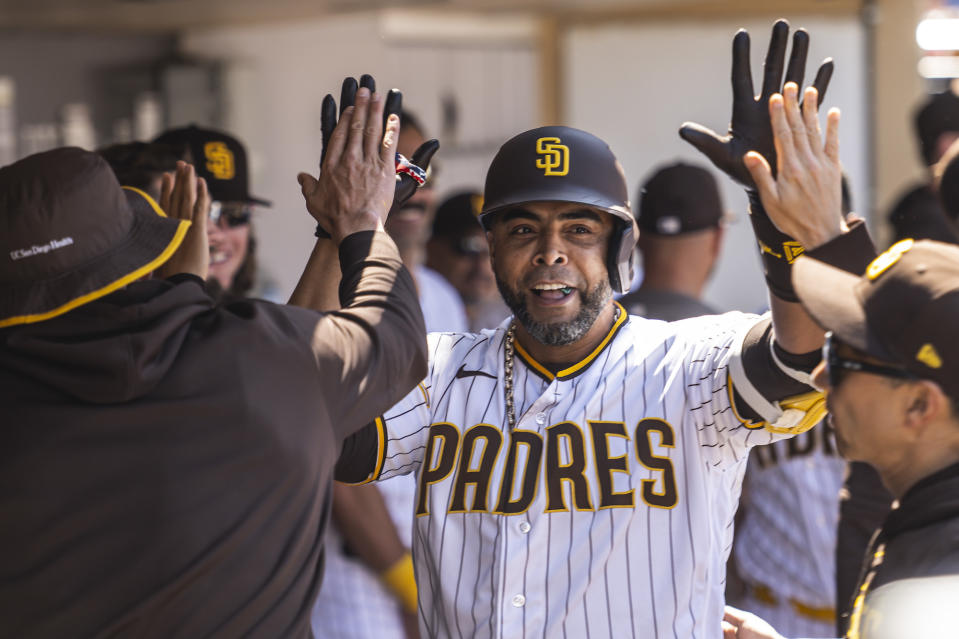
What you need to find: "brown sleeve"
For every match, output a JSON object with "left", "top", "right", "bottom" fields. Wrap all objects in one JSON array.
[
  {"left": 335, "top": 420, "right": 380, "bottom": 483},
  {"left": 734, "top": 222, "right": 877, "bottom": 419},
  {"left": 312, "top": 230, "right": 427, "bottom": 441},
  {"left": 801, "top": 219, "right": 877, "bottom": 276}
]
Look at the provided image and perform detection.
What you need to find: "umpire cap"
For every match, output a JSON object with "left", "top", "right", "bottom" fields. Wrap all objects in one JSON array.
[{"left": 479, "top": 126, "right": 637, "bottom": 294}]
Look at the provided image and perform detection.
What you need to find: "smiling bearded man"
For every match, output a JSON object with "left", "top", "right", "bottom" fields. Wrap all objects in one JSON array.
[
  {"left": 320, "top": 22, "right": 877, "bottom": 638},
  {"left": 328, "top": 115, "right": 873, "bottom": 637}
]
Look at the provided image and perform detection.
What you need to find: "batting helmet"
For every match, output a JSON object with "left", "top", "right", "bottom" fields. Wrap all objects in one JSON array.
[{"left": 479, "top": 126, "right": 637, "bottom": 294}]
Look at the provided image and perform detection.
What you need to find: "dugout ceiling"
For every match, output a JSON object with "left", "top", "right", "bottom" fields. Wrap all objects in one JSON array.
[{"left": 0, "top": 0, "right": 860, "bottom": 32}]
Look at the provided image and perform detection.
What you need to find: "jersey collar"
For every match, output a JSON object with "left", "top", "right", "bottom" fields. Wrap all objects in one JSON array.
[{"left": 513, "top": 301, "right": 627, "bottom": 382}]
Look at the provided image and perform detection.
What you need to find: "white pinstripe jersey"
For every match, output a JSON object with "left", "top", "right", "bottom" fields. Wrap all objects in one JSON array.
[
  {"left": 731, "top": 424, "right": 844, "bottom": 636},
  {"left": 360, "top": 304, "right": 807, "bottom": 639}
]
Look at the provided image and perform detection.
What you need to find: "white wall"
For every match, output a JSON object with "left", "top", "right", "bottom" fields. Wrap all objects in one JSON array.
[
  {"left": 182, "top": 13, "right": 867, "bottom": 311},
  {"left": 180, "top": 13, "right": 538, "bottom": 297},
  {"left": 565, "top": 17, "right": 867, "bottom": 313}
]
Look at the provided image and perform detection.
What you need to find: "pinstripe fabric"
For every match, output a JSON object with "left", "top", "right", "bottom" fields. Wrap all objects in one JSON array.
[
  {"left": 377, "top": 311, "right": 796, "bottom": 638},
  {"left": 729, "top": 427, "right": 844, "bottom": 638},
  {"left": 312, "top": 280, "right": 466, "bottom": 639}
]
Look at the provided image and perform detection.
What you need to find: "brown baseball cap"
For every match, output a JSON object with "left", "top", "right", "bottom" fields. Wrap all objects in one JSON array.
[
  {"left": 153, "top": 125, "right": 270, "bottom": 207},
  {"left": 637, "top": 162, "right": 727, "bottom": 235},
  {"left": 0, "top": 147, "right": 190, "bottom": 328},
  {"left": 794, "top": 239, "right": 959, "bottom": 399}
]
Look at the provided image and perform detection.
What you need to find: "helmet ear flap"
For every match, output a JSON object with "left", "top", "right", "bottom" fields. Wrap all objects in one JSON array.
[{"left": 608, "top": 217, "right": 638, "bottom": 294}]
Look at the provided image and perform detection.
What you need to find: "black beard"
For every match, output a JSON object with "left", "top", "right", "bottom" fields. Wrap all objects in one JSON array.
[{"left": 497, "top": 276, "right": 612, "bottom": 346}]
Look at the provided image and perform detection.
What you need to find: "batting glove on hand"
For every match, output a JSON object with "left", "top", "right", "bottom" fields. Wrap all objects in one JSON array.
[
  {"left": 314, "top": 74, "right": 439, "bottom": 239},
  {"left": 679, "top": 20, "right": 834, "bottom": 301},
  {"left": 679, "top": 19, "right": 833, "bottom": 189}
]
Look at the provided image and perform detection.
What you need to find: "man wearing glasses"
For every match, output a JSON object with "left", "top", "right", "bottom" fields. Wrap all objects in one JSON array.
[
  {"left": 773, "top": 240, "right": 959, "bottom": 639},
  {"left": 154, "top": 125, "right": 270, "bottom": 297},
  {"left": 727, "top": 241, "right": 959, "bottom": 639}
]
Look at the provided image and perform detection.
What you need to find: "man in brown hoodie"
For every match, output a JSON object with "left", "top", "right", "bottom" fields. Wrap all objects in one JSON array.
[{"left": 0, "top": 86, "right": 426, "bottom": 637}]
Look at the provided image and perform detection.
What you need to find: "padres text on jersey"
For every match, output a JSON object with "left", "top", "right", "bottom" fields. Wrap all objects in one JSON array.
[{"left": 352, "top": 308, "right": 813, "bottom": 639}]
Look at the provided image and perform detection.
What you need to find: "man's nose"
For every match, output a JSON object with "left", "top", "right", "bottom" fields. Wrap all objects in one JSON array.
[{"left": 533, "top": 230, "right": 567, "bottom": 266}]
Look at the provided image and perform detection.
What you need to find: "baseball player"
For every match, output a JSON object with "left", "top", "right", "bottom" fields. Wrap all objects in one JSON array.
[
  {"left": 321, "top": 22, "right": 878, "bottom": 639},
  {"left": 729, "top": 420, "right": 845, "bottom": 637}
]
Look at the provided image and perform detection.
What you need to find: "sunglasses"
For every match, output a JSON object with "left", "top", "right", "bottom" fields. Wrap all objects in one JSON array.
[
  {"left": 822, "top": 331, "right": 917, "bottom": 388},
  {"left": 209, "top": 201, "right": 253, "bottom": 228}
]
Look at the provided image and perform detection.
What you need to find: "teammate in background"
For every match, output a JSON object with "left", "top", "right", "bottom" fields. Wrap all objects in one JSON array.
[
  {"left": 885, "top": 91, "right": 959, "bottom": 245},
  {"left": 312, "top": 108, "right": 459, "bottom": 639},
  {"left": 97, "top": 141, "right": 181, "bottom": 200},
  {"left": 618, "top": 162, "right": 725, "bottom": 320},
  {"left": 932, "top": 135, "right": 959, "bottom": 231},
  {"left": 0, "top": 85, "right": 428, "bottom": 637},
  {"left": 386, "top": 111, "right": 469, "bottom": 330},
  {"left": 153, "top": 125, "right": 276, "bottom": 299},
  {"left": 320, "top": 22, "right": 878, "bottom": 638},
  {"left": 99, "top": 133, "right": 276, "bottom": 301},
  {"left": 426, "top": 190, "right": 510, "bottom": 330}
]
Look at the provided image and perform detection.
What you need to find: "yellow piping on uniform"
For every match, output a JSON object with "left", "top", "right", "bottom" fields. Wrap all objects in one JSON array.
[
  {"left": 513, "top": 302, "right": 627, "bottom": 381},
  {"left": 0, "top": 218, "right": 191, "bottom": 329}
]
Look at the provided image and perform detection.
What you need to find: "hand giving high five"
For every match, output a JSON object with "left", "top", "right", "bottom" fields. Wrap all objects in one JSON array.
[{"left": 744, "top": 83, "right": 846, "bottom": 249}]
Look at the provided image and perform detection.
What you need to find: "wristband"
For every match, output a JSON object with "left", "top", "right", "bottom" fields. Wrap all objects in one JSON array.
[
  {"left": 395, "top": 152, "right": 426, "bottom": 186},
  {"left": 314, "top": 153, "right": 427, "bottom": 240},
  {"left": 380, "top": 552, "right": 418, "bottom": 614},
  {"left": 747, "top": 191, "right": 803, "bottom": 302}
]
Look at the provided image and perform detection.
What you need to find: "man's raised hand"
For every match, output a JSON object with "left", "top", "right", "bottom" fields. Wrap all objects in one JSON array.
[
  {"left": 679, "top": 19, "right": 834, "bottom": 188},
  {"left": 156, "top": 161, "right": 211, "bottom": 280},
  {"left": 744, "top": 83, "right": 845, "bottom": 249},
  {"left": 304, "top": 74, "right": 439, "bottom": 241},
  {"left": 298, "top": 77, "right": 400, "bottom": 244}
]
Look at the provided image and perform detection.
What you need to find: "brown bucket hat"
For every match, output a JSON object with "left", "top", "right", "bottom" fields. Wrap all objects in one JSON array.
[
  {"left": 794, "top": 239, "right": 959, "bottom": 399},
  {"left": 0, "top": 147, "right": 190, "bottom": 328}
]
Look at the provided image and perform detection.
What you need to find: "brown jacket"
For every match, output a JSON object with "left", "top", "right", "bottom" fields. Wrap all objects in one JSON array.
[{"left": 0, "top": 231, "right": 426, "bottom": 638}]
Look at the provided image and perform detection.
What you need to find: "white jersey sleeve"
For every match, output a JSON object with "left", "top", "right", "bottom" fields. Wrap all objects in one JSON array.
[{"left": 660, "top": 311, "right": 813, "bottom": 468}]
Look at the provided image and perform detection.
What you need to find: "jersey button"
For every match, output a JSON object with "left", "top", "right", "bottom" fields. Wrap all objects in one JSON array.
[
  {"left": 512, "top": 594, "right": 526, "bottom": 607},
  {"left": 519, "top": 521, "right": 531, "bottom": 534},
  {"left": 535, "top": 412, "right": 547, "bottom": 425}
]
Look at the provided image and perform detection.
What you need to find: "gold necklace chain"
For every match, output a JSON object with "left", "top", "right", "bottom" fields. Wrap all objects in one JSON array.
[
  {"left": 504, "top": 322, "right": 517, "bottom": 430},
  {"left": 503, "top": 306, "right": 620, "bottom": 432}
]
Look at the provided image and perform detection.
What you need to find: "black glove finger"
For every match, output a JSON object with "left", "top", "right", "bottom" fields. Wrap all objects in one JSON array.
[
  {"left": 680, "top": 122, "right": 752, "bottom": 186},
  {"left": 731, "top": 29, "right": 755, "bottom": 103},
  {"left": 392, "top": 176, "right": 417, "bottom": 210},
  {"left": 760, "top": 19, "right": 789, "bottom": 99},
  {"left": 383, "top": 89, "right": 403, "bottom": 135},
  {"left": 679, "top": 122, "right": 727, "bottom": 161},
  {"left": 410, "top": 139, "right": 440, "bottom": 170},
  {"left": 390, "top": 140, "right": 439, "bottom": 216},
  {"left": 809, "top": 58, "right": 834, "bottom": 107},
  {"left": 339, "top": 77, "right": 358, "bottom": 118},
  {"left": 359, "top": 74, "right": 376, "bottom": 93},
  {"left": 320, "top": 93, "right": 337, "bottom": 166},
  {"left": 784, "top": 28, "right": 809, "bottom": 90}
]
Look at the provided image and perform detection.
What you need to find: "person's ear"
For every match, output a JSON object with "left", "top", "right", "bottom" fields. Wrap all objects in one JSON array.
[
  {"left": 903, "top": 380, "right": 947, "bottom": 433},
  {"left": 486, "top": 230, "right": 496, "bottom": 261}
]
